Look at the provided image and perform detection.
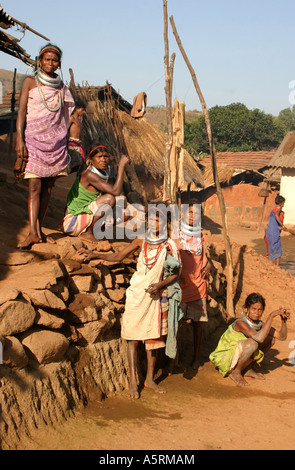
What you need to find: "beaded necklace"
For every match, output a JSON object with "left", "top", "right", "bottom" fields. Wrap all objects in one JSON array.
[{"left": 142, "top": 240, "right": 167, "bottom": 271}]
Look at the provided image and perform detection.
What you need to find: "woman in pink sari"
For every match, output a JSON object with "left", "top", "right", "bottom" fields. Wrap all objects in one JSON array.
[{"left": 15, "top": 44, "right": 75, "bottom": 249}]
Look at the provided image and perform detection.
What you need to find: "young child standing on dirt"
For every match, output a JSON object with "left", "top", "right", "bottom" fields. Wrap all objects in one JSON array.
[{"left": 209, "top": 292, "right": 290, "bottom": 386}]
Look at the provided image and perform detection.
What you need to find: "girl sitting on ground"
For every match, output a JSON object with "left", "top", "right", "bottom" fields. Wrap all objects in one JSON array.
[
  {"left": 209, "top": 292, "right": 290, "bottom": 386},
  {"left": 62, "top": 144, "right": 130, "bottom": 243}
]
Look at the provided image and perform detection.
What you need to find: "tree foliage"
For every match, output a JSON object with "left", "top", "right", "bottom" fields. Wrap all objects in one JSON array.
[
  {"left": 275, "top": 106, "right": 295, "bottom": 134},
  {"left": 184, "top": 102, "right": 287, "bottom": 157}
]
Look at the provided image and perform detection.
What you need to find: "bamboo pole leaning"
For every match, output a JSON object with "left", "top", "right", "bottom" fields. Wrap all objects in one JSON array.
[
  {"left": 170, "top": 15, "right": 235, "bottom": 319},
  {"left": 163, "top": 0, "right": 175, "bottom": 202},
  {"left": 8, "top": 67, "right": 16, "bottom": 164}
]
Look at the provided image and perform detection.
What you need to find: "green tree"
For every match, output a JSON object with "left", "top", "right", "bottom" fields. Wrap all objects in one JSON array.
[
  {"left": 208, "top": 103, "right": 251, "bottom": 151},
  {"left": 275, "top": 106, "right": 295, "bottom": 134},
  {"left": 248, "top": 108, "right": 284, "bottom": 150},
  {"left": 184, "top": 102, "right": 285, "bottom": 155},
  {"left": 183, "top": 116, "right": 208, "bottom": 157}
]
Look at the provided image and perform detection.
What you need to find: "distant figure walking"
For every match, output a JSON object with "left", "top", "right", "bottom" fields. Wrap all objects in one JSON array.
[
  {"left": 265, "top": 195, "right": 287, "bottom": 266},
  {"left": 15, "top": 43, "right": 75, "bottom": 249}
]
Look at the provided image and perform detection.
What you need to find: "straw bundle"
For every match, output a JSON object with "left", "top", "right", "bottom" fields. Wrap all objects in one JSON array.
[
  {"left": 282, "top": 131, "right": 295, "bottom": 156},
  {"left": 200, "top": 161, "right": 235, "bottom": 186},
  {"left": 119, "top": 110, "right": 204, "bottom": 189}
]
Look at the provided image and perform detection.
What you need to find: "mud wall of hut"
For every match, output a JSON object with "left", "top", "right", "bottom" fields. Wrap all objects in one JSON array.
[{"left": 202, "top": 184, "right": 277, "bottom": 228}]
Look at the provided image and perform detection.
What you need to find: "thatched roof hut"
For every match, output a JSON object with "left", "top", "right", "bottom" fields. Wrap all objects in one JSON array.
[{"left": 72, "top": 82, "right": 204, "bottom": 202}]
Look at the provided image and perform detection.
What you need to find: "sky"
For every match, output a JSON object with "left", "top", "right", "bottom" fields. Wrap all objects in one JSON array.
[{"left": 1, "top": 0, "right": 294, "bottom": 116}]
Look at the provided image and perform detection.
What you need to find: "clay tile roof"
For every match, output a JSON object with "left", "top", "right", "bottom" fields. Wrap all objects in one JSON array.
[
  {"left": 268, "top": 131, "right": 295, "bottom": 169},
  {"left": 200, "top": 151, "right": 275, "bottom": 172}
]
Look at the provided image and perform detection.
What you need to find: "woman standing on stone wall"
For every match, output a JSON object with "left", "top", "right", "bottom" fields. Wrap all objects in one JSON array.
[{"left": 15, "top": 43, "right": 75, "bottom": 249}]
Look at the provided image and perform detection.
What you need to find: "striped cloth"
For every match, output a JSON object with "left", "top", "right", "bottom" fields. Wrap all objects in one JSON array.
[
  {"left": 62, "top": 199, "right": 98, "bottom": 236},
  {"left": 145, "top": 287, "right": 169, "bottom": 351}
]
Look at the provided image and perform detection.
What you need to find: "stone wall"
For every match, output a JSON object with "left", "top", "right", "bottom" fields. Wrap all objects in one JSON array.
[{"left": 0, "top": 236, "right": 227, "bottom": 449}]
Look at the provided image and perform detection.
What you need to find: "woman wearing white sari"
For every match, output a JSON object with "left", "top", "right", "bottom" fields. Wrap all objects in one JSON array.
[{"left": 78, "top": 206, "right": 181, "bottom": 399}]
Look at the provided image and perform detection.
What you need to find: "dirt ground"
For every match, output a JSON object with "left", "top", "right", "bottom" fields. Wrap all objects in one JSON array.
[
  {"left": 17, "top": 330, "right": 295, "bottom": 451},
  {"left": 0, "top": 163, "right": 295, "bottom": 451}
]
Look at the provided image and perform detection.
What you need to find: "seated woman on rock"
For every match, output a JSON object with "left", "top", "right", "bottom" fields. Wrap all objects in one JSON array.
[
  {"left": 209, "top": 292, "right": 290, "bottom": 386},
  {"left": 62, "top": 144, "right": 130, "bottom": 243}
]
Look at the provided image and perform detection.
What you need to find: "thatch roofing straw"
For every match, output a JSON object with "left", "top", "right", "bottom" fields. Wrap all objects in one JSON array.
[
  {"left": 120, "top": 110, "right": 205, "bottom": 189},
  {"left": 199, "top": 160, "right": 236, "bottom": 187},
  {"left": 268, "top": 131, "right": 295, "bottom": 169},
  {"left": 119, "top": 110, "right": 166, "bottom": 179}
]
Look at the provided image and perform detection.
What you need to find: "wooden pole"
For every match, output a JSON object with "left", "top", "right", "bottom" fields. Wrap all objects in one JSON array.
[
  {"left": 8, "top": 68, "right": 16, "bottom": 163},
  {"left": 69, "top": 68, "right": 77, "bottom": 98},
  {"left": 7, "top": 16, "right": 50, "bottom": 41},
  {"left": 258, "top": 180, "right": 270, "bottom": 232},
  {"left": 170, "top": 15, "right": 235, "bottom": 319},
  {"left": 163, "top": 0, "right": 175, "bottom": 202}
]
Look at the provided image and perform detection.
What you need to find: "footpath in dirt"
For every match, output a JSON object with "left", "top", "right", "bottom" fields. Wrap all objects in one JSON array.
[{"left": 1, "top": 165, "right": 295, "bottom": 451}]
